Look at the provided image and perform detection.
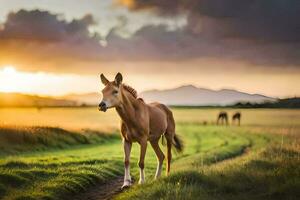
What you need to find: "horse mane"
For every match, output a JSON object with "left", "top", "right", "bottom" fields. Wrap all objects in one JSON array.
[{"left": 122, "top": 84, "right": 138, "bottom": 99}]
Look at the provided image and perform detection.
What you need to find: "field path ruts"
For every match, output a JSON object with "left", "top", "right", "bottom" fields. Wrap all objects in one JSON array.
[
  {"left": 72, "top": 176, "right": 125, "bottom": 200},
  {"left": 72, "top": 144, "right": 251, "bottom": 200}
]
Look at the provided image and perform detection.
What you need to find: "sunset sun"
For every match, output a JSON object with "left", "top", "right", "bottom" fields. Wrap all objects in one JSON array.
[
  {"left": 0, "top": 66, "right": 97, "bottom": 96},
  {"left": 2, "top": 66, "right": 17, "bottom": 74},
  {"left": 0, "top": 66, "right": 20, "bottom": 92}
]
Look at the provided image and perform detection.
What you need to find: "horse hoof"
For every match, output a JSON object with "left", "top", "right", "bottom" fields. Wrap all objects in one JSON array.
[
  {"left": 121, "top": 180, "right": 131, "bottom": 190},
  {"left": 138, "top": 179, "right": 145, "bottom": 184},
  {"left": 121, "top": 184, "right": 130, "bottom": 190}
]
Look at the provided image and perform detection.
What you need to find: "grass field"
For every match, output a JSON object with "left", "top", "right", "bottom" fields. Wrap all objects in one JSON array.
[{"left": 0, "top": 108, "right": 299, "bottom": 200}]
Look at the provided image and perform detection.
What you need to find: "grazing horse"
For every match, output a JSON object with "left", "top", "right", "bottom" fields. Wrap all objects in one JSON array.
[
  {"left": 232, "top": 112, "right": 241, "bottom": 126},
  {"left": 98, "top": 73, "right": 183, "bottom": 189},
  {"left": 217, "top": 111, "right": 228, "bottom": 125}
]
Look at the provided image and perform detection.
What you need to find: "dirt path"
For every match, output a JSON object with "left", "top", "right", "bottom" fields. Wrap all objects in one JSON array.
[
  {"left": 72, "top": 142, "right": 252, "bottom": 200},
  {"left": 72, "top": 176, "right": 125, "bottom": 200}
]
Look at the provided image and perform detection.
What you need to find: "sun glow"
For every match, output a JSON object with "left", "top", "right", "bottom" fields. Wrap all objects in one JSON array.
[
  {"left": 2, "top": 66, "right": 17, "bottom": 74},
  {"left": 0, "top": 66, "right": 20, "bottom": 92},
  {"left": 0, "top": 66, "right": 99, "bottom": 96}
]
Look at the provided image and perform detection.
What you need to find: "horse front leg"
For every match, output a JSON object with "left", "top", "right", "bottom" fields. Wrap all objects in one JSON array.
[
  {"left": 138, "top": 138, "right": 147, "bottom": 184},
  {"left": 122, "top": 139, "right": 132, "bottom": 189}
]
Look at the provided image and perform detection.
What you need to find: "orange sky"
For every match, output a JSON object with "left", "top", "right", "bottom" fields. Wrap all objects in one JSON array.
[{"left": 0, "top": 64, "right": 298, "bottom": 98}]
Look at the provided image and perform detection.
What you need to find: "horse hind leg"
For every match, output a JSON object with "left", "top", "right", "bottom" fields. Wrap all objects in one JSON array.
[
  {"left": 164, "top": 133, "right": 173, "bottom": 175},
  {"left": 164, "top": 120, "right": 175, "bottom": 175},
  {"left": 166, "top": 137, "right": 172, "bottom": 175},
  {"left": 150, "top": 139, "right": 165, "bottom": 179}
]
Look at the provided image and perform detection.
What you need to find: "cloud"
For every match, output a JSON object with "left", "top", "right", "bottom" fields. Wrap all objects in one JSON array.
[
  {"left": 0, "top": 6, "right": 300, "bottom": 74},
  {"left": 0, "top": 9, "right": 104, "bottom": 69},
  {"left": 117, "top": 0, "right": 300, "bottom": 66},
  {"left": 0, "top": 9, "right": 98, "bottom": 41},
  {"left": 119, "top": 0, "right": 300, "bottom": 42},
  {"left": 104, "top": 24, "right": 300, "bottom": 67}
]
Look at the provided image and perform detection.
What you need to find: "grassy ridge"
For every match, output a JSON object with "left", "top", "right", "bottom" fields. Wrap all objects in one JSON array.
[
  {"left": 0, "top": 141, "right": 123, "bottom": 199},
  {"left": 0, "top": 126, "right": 118, "bottom": 155},
  {"left": 117, "top": 146, "right": 300, "bottom": 200},
  {"left": 0, "top": 126, "right": 121, "bottom": 199}
]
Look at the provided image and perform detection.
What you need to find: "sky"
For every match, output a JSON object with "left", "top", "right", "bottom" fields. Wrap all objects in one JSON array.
[{"left": 0, "top": 0, "right": 299, "bottom": 97}]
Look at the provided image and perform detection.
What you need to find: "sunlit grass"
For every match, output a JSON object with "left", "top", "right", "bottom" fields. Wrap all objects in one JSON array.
[
  {"left": 0, "top": 126, "right": 118, "bottom": 155},
  {"left": 116, "top": 126, "right": 299, "bottom": 200},
  {"left": 1, "top": 108, "right": 300, "bottom": 131}
]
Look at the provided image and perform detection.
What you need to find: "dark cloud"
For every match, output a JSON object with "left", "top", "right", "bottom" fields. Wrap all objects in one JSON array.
[
  {"left": 104, "top": 24, "right": 300, "bottom": 67},
  {"left": 0, "top": 6, "right": 300, "bottom": 73},
  {"left": 0, "top": 9, "right": 97, "bottom": 42},
  {"left": 119, "top": 0, "right": 300, "bottom": 42},
  {"left": 116, "top": 0, "right": 300, "bottom": 67},
  {"left": 0, "top": 9, "right": 105, "bottom": 68}
]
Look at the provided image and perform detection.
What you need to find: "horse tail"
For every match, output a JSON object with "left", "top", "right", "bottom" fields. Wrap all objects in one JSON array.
[
  {"left": 158, "top": 104, "right": 184, "bottom": 174},
  {"left": 161, "top": 134, "right": 166, "bottom": 146},
  {"left": 161, "top": 133, "right": 182, "bottom": 153},
  {"left": 160, "top": 104, "right": 184, "bottom": 153},
  {"left": 172, "top": 134, "right": 183, "bottom": 153}
]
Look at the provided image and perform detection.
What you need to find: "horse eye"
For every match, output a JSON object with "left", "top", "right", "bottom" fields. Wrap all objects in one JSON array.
[{"left": 112, "top": 90, "right": 118, "bottom": 95}]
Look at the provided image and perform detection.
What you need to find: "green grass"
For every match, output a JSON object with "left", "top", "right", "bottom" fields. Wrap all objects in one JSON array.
[
  {"left": 0, "top": 141, "right": 123, "bottom": 199},
  {"left": 116, "top": 126, "right": 300, "bottom": 200},
  {"left": 117, "top": 145, "right": 300, "bottom": 200},
  {"left": 0, "top": 108, "right": 299, "bottom": 200},
  {"left": 0, "top": 126, "right": 118, "bottom": 155}
]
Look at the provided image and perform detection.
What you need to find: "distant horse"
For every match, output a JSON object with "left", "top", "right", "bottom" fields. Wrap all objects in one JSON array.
[
  {"left": 232, "top": 112, "right": 241, "bottom": 126},
  {"left": 217, "top": 111, "right": 228, "bottom": 125},
  {"left": 98, "top": 73, "right": 183, "bottom": 189}
]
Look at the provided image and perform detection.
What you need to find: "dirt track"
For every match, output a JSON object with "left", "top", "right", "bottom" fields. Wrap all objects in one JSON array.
[{"left": 72, "top": 176, "right": 124, "bottom": 200}]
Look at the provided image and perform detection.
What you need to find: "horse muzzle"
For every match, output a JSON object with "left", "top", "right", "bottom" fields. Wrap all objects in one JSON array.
[{"left": 98, "top": 101, "right": 107, "bottom": 112}]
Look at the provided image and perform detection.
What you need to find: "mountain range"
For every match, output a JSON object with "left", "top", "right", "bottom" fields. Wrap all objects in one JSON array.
[{"left": 139, "top": 85, "right": 275, "bottom": 106}]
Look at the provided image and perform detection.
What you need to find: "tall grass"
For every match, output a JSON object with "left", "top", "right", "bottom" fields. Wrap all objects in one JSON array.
[
  {"left": 0, "top": 126, "right": 118, "bottom": 155},
  {"left": 0, "top": 122, "right": 125, "bottom": 200}
]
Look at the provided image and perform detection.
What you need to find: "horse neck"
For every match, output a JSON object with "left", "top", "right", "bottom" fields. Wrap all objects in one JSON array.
[{"left": 116, "top": 86, "right": 139, "bottom": 125}]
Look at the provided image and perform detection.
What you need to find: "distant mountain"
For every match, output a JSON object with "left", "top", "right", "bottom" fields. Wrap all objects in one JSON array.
[
  {"left": 139, "top": 85, "right": 275, "bottom": 106},
  {"left": 0, "top": 93, "right": 77, "bottom": 107},
  {"left": 62, "top": 92, "right": 101, "bottom": 106}
]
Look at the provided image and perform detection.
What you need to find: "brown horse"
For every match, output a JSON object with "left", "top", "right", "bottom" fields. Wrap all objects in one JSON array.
[
  {"left": 98, "top": 73, "right": 183, "bottom": 189},
  {"left": 217, "top": 111, "right": 228, "bottom": 125},
  {"left": 232, "top": 112, "right": 241, "bottom": 126}
]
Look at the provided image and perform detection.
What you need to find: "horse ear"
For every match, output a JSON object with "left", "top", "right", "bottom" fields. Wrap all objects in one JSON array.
[
  {"left": 114, "top": 72, "right": 123, "bottom": 86},
  {"left": 100, "top": 74, "right": 109, "bottom": 86}
]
